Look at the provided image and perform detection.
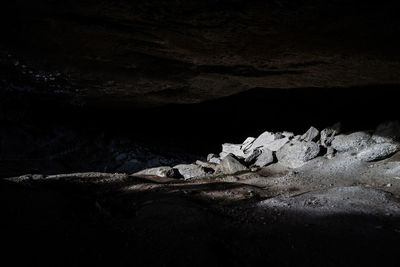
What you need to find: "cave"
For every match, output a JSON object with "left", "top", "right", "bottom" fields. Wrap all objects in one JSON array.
[{"left": 1, "top": 1, "right": 400, "bottom": 266}]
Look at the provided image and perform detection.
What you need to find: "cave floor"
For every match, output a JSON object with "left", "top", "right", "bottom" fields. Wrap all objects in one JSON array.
[{"left": 2, "top": 151, "right": 400, "bottom": 266}]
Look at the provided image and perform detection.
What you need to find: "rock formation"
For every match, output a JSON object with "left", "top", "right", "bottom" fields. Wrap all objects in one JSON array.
[{"left": 136, "top": 121, "right": 400, "bottom": 179}]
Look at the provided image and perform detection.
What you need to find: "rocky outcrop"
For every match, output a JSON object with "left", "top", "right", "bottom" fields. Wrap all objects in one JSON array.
[
  {"left": 276, "top": 140, "right": 320, "bottom": 168},
  {"left": 136, "top": 121, "right": 400, "bottom": 179},
  {"left": 219, "top": 154, "right": 248, "bottom": 175},
  {"left": 331, "top": 132, "right": 372, "bottom": 152}
]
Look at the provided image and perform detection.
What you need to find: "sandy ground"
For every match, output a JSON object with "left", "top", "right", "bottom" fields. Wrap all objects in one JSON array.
[{"left": 2, "top": 152, "right": 400, "bottom": 266}]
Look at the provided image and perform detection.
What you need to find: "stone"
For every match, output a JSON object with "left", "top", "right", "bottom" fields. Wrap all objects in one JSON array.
[
  {"left": 357, "top": 143, "right": 400, "bottom": 162},
  {"left": 326, "top": 147, "right": 336, "bottom": 159},
  {"left": 219, "top": 154, "right": 248, "bottom": 174},
  {"left": 209, "top": 157, "right": 221, "bottom": 164},
  {"left": 300, "top": 126, "right": 319, "bottom": 142},
  {"left": 135, "top": 166, "right": 181, "bottom": 178},
  {"left": 249, "top": 131, "right": 276, "bottom": 151},
  {"left": 174, "top": 164, "right": 212, "bottom": 180},
  {"left": 293, "top": 135, "right": 302, "bottom": 141},
  {"left": 254, "top": 149, "right": 274, "bottom": 167},
  {"left": 264, "top": 137, "right": 289, "bottom": 152},
  {"left": 221, "top": 143, "right": 245, "bottom": 158},
  {"left": 331, "top": 132, "right": 372, "bottom": 152},
  {"left": 240, "top": 137, "right": 255, "bottom": 152},
  {"left": 282, "top": 131, "right": 294, "bottom": 138},
  {"left": 244, "top": 148, "right": 263, "bottom": 164},
  {"left": 276, "top": 140, "right": 320, "bottom": 168},
  {"left": 196, "top": 160, "right": 218, "bottom": 171},
  {"left": 372, "top": 121, "right": 400, "bottom": 144},
  {"left": 320, "top": 128, "right": 336, "bottom": 147},
  {"left": 207, "top": 153, "right": 218, "bottom": 162}
]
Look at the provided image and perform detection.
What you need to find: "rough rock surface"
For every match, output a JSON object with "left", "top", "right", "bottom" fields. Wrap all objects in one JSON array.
[
  {"left": 300, "top": 126, "right": 319, "bottom": 142},
  {"left": 320, "top": 128, "right": 336, "bottom": 147},
  {"left": 357, "top": 143, "right": 400, "bottom": 162},
  {"left": 331, "top": 132, "right": 372, "bottom": 152},
  {"left": 135, "top": 166, "right": 180, "bottom": 178},
  {"left": 264, "top": 137, "right": 290, "bottom": 152},
  {"left": 173, "top": 164, "right": 211, "bottom": 180},
  {"left": 253, "top": 149, "right": 274, "bottom": 167},
  {"left": 276, "top": 140, "right": 320, "bottom": 168},
  {"left": 244, "top": 148, "right": 263, "bottom": 164},
  {"left": 220, "top": 143, "right": 245, "bottom": 159},
  {"left": 219, "top": 154, "right": 248, "bottom": 174},
  {"left": 249, "top": 131, "right": 276, "bottom": 151}
]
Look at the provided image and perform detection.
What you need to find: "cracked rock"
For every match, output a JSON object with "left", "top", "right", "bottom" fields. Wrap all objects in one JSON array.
[
  {"left": 331, "top": 132, "right": 372, "bottom": 152},
  {"left": 300, "top": 126, "right": 320, "bottom": 142},
  {"left": 254, "top": 148, "right": 274, "bottom": 167},
  {"left": 220, "top": 154, "right": 248, "bottom": 174},
  {"left": 135, "top": 166, "right": 181, "bottom": 178},
  {"left": 174, "top": 164, "right": 211, "bottom": 180},
  {"left": 357, "top": 142, "right": 400, "bottom": 162},
  {"left": 276, "top": 140, "right": 320, "bottom": 168}
]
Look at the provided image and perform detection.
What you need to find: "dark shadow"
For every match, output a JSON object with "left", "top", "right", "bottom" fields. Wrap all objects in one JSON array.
[{"left": 1, "top": 177, "right": 399, "bottom": 267}]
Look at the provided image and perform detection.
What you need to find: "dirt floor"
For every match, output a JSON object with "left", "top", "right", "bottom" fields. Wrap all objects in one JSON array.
[{"left": 2, "top": 151, "right": 400, "bottom": 266}]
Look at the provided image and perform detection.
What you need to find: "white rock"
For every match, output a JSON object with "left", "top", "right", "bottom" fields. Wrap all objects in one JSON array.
[
  {"left": 331, "top": 132, "right": 372, "bottom": 152},
  {"left": 174, "top": 164, "right": 210, "bottom": 180},
  {"left": 276, "top": 141, "right": 320, "bottom": 168},
  {"left": 249, "top": 131, "right": 276, "bottom": 151},
  {"left": 264, "top": 137, "right": 289, "bottom": 151},
  {"left": 244, "top": 148, "right": 263, "bottom": 163},
  {"left": 300, "top": 126, "right": 319, "bottom": 142},
  {"left": 240, "top": 137, "right": 255, "bottom": 152},
  {"left": 282, "top": 131, "right": 294, "bottom": 138},
  {"left": 220, "top": 154, "right": 248, "bottom": 174},
  {"left": 209, "top": 157, "right": 221, "bottom": 164},
  {"left": 320, "top": 128, "right": 336, "bottom": 147},
  {"left": 135, "top": 166, "right": 178, "bottom": 178},
  {"left": 221, "top": 143, "right": 245, "bottom": 158},
  {"left": 207, "top": 153, "right": 218, "bottom": 161},
  {"left": 357, "top": 142, "right": 400, "bottom": 162},
  {"left": 254, "top": 149, "right": 274, "bottom": 167}
]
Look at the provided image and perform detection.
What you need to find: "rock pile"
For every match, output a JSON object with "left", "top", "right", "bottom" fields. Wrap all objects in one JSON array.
[{"left": 135, "top": 122, "right": 400, "bottom": 180}]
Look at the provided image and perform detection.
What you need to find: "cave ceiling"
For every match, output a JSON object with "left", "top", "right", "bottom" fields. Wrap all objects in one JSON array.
[{"left": 2, "top": 0, "right": 400, "bottom": 108}]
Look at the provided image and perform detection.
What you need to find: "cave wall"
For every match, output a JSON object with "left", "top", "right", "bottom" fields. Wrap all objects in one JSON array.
[{"left": 2, "top": 0, "right": 400, "bottom": 107}]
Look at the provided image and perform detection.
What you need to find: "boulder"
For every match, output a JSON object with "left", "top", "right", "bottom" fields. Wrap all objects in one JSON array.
[
  {"left": 254, "top": 148, "right": 274, "bottom": 167},
  {"left": 282, "top": 131, "right": 294, "bottom": 138},
  {"left": 249, "top": 131, "right": 276, "bottom": 151},
  {"left": 300, "top": 126, "right": 319, "bottom": 142},
  {"left": 264, "top": 137, "right": 289, "bottom": 151},
  {"left": 276, "top": 140, "right": 320, "bottom": 168},
  {"left": 244, "top": 148, "right": 263, "bottom": 164},
  {"left": 331, "top": 132, "right": 372, "bottom": 152},
  {"left": 207, "top": 153, "right": 221, "bottom": 164},
  {"left": 220, "top": 143, "right": 245, "bottom": 158},
  {"left": 357, "top": 143, "right": 400, "bottom": 162},
  {"left": 207, "top": 153, "right": 218, "bottom": 161},
  {"left": 220, "top": 154, "right": 248, "bottom": 174},
  {"left": 209, "top": 157, "right": 221, "bottom": 164},
  {"left": 196, "top": 160, "right": 218, "bottom": 171},
  {"left": 240, "top": 137, "right": 255, "bottom": 152},
  {"left": 135, "top": 166, "right": 181, "bottom": 178},
  {"left": 174, "top": 164, "right": 212, "bottom": 180},
  {"left": 320, "top": 128, "right": 336, "bottom": 147},
  {"left": 326, "top": 147, "right": 336, "bottom": 159}
]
